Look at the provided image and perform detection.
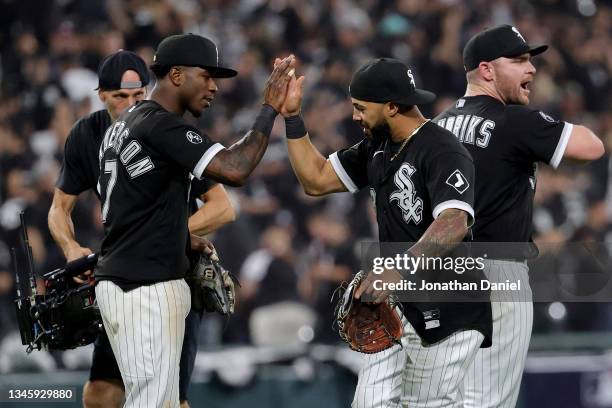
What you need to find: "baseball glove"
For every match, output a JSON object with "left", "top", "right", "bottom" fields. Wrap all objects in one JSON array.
[
  {"left": 334, "top": 271, "right": 403, "bottom": 353},
  {"left": 187, "top": 251, "right": 239, "bottom": 316}
]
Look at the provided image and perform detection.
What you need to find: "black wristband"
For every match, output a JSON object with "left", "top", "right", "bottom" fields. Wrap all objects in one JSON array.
[
  {"left": 252, "top": 104, "right": 278, "bottom": 136},
  {"left": 285, "top": 114, "right": 307, "bottom": 139}
]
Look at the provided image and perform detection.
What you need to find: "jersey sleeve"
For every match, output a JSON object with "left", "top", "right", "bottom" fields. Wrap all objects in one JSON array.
[
  {"left": 425, "top": 151, "right": 475, "bottom": 227},
  {"left": 56, "top": 120, "right": 92, "bottom": 195},
  {"left": 190, "top": 177, "right": 218, "bottom": 199},
  {"left": 507, "top": 107, "right": 573, "bottom": 168},
  {"left": 149, "top": 115, "right": 224, "bottom": 179},
  {"left": 328, "top": 139, "right": 369, "bottom": 193}
]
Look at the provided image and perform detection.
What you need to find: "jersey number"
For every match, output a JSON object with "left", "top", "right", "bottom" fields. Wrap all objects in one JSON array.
[{"left": 101, "top": 160, "right": 117, "bottom": 223}]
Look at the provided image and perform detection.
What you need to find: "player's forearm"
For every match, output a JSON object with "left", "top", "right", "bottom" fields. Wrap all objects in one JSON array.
[
  {"left": 48, "top": 202, "right": 80, "bottom": 258},
  {"left": 408, "top": 209, "right": 468, "bottom": 259},
  {"left": 188, "top": 202, "right": 235, "bottom": 236},
  {"left": 286, "top": 136, "right": 332, "bottom": 196},
  {"left": 210, "top": 130, "right": 270, "bottom": 186},
  {"left": 205, "top": 106, "right": 277, "bottom": 187}
]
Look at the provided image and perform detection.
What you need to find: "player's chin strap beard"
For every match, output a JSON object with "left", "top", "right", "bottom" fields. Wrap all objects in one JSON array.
[
  {"left": 370, "top": 123, "right": 390, "bottom": 145},
  {"left": 390, "top": 119, "right": 430, "bottom": 162}
]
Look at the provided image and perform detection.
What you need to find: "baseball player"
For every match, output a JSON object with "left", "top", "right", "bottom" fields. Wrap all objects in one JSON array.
[
  {"left": 95, "top": 34, "right": 294, "bottom": 407},
  {"left": 48, "top": 50, "right": 235, "bottom": 408},
  {"left": 435, "top": 24, "right": 605, "bottom": 407},
  {"left": 278, "top": 58, "right": 492, "bottom": 407}
]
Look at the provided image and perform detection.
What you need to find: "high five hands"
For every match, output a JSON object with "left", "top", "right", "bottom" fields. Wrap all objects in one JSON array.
[
  {"left": 273, "top": 57, "right": 305, "bottom": 117},
  {"left": 263, "top": 55, "right": 297, "bottom": 112}
]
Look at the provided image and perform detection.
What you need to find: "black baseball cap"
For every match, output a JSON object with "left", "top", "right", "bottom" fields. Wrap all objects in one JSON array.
[
  {"left": 151, "top": 33, "right": 238, "bottom": 78},
  {"left": 349, "top": 58, "right": 436, "bottom": 105},
  {"left": 463, "top": 25, "right": 548, "bottom": 71},
  {"left": 96, "top": 50, "right": 150, "bottom": 90}
]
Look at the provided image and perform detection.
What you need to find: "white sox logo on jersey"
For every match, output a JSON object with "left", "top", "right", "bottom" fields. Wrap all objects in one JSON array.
[{"left": 390, "top": 163, "right": 423, "bottom": 224}]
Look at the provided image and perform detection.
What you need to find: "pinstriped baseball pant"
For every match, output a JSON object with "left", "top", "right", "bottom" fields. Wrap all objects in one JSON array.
[
  {"left": 462, "top": 260, "right": 533, "bottom": 408},
  {"left": 352, "top": 314, "right": 484, "bottom": 408},
  {"left": 96, "top": 279, "right": 191, "bottom": 408}
]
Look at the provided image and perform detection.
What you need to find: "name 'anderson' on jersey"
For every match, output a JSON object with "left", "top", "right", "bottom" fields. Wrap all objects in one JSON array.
[
  {"left": 96, "top": 100, "right": 224, "bottom": 287},
  {"left": 435, "top": 95, "right": 572, "bottom": 243}
]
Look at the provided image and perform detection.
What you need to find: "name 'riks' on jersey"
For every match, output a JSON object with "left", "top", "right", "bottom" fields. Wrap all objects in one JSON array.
[{"left": 435, "top": 95, "right": 572, "bottom": 246}]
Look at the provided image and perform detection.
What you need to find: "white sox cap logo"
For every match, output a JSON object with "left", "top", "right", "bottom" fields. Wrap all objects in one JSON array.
[
  {"left": 512, "top": 26, "right": 526, "bottom": 43},
  {"left": 446, "top": 169, "right": 469, "bottom": 194},
  {"left": 406, "top": 69, "right": 416, "bottom": 87},
  {"left": 186, "top": 130, "right": 203, "bottom": 144}
]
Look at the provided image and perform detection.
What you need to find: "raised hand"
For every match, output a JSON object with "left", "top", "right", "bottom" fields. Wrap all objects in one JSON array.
[
  {"left": 262, "top": 55, "right": 295, "bottom": 112},
  {"left": 274, "top": 58, "right": 305, "bottom": 117}
]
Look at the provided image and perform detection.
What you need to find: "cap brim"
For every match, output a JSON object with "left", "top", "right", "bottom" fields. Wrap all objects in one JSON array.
[
  {"left": 202, "top": 66, "right": 238, "bottom": 78},
  {"left": 150, "top": 63, "right": 238, "bottom": 78},
  {"left": 527, "top": 44, "right": 548, "bottom": 57},
  {"left": 393, "top": 89, "right": 437, "bottom": 105},
  {"left": 507, "top": 44, "right": 549, "bottom": 59}
]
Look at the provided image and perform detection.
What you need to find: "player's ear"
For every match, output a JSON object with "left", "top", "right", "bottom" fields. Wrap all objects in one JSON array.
[
  {"left": 385, "top": 102, "right": 399, "bottom": 118},
  {"left": 168, "top": 66, "right": 184, "bottom": 86},
  {"left": 98, "top": 90, "right": 107, "bottom": 104},
  {"left": 478, "top": 62, "right": 494, "bottom": 81}
]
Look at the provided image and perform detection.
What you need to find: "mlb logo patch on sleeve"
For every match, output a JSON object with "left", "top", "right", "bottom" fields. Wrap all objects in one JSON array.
[
  {"left": 446, "top": 169, "right": 469, "bottom": 194},
  {"left": 186, "top": 130, "right": 203, "bottom": 144},
  {"left": 538, "top": 111, "right": 556, "bottom": 123}
]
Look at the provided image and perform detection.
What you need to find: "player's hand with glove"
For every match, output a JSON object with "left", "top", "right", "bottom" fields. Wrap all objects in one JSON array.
[
  {"left": 334, "top": 271, "right": 403, "bottom": 354},
  {"left": 187, "top": 250, "right": 239, "bottom": 316},
  {"left": 355, "top": 268, "right": 403, "bottom": 303},
  {"left": 190, "top": 234, "right": 215, "bottom": 256}
]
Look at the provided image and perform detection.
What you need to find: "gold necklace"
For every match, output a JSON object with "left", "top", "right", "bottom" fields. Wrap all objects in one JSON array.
[{"left": 390, "top": 119, "right": 430, "bottom": 162}]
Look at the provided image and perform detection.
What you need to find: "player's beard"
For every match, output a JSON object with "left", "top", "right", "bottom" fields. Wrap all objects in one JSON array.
[
  {"left": 497, "top": 76, "right": 530, "bottom": 106},
  {"left": 370, "top": 121, "right": 391, "bottom": 144}
]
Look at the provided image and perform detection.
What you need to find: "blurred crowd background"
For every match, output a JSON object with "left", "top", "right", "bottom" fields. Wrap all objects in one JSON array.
[{"left": 0, "top": 0, "right": 611, "bottom": 402}]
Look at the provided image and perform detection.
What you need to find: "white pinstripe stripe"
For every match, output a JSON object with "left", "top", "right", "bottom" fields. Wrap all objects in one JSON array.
[
  {"left": 145, "top": 287, "right": 155, "bottom": 406},
  {"left": 435, "top": 331, "right": 451, "bottom": 397},
  {"left": 161, "top": 283, "right": 171, "bottom": 403},
  {"left": 154, "top": 284, "right": 162, "bottom": 406}
]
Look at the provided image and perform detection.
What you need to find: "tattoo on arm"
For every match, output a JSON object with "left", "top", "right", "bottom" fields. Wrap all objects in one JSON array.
[
  {"left": 205, "top": 129, "right": 269, "bottom": 186},
  {"left": 409, "top": 209, "right": 468, "bottom": 258}
]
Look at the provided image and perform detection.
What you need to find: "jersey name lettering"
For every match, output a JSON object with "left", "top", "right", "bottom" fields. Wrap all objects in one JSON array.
[
  {"left": 101, "top": 121, "right": 129, "bottom": 155},
  {"left": 126, "top": 157, "right": 154, "bottom": 178},
  {"left": 120, "top": 140, "right": 155, "bottom": 178},
  {"left": 437, "top": 116, "right": 495, "bottom": 148},
  {"left": 101, "top": 123, "right": 154, "bottom": 179}
]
